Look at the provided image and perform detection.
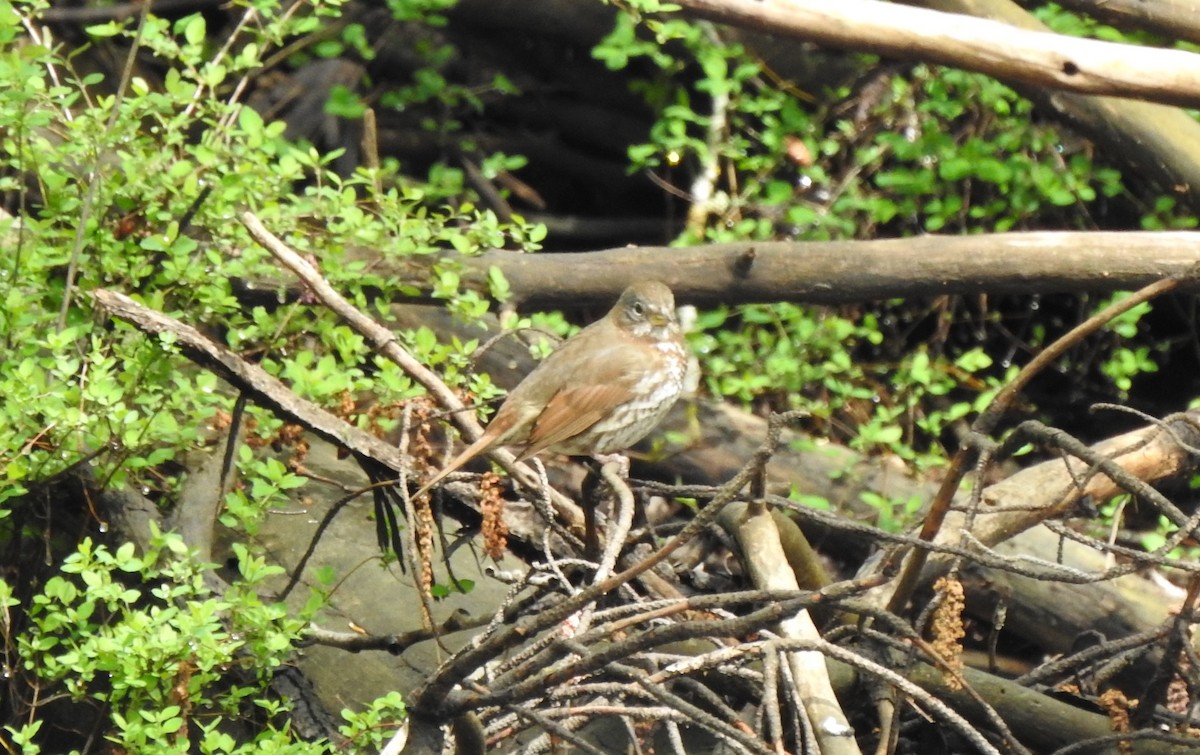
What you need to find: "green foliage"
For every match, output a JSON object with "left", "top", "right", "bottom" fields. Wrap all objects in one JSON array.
[
  {"left": 222, "top": 450, "right": 311, "bottom": 534},
  {"left": 13, "top": 529, "right": 319, "bottom": 752},
  {"left": 0, "top": 0, "right": 536, "bottom": 748},
  {"left": 1140, "top": 196, "right": 1200, "bottom": 230},
  {"left": 690, "top": 303, "right": 1009, "bottom": 469},
  {"left": 857, "top": 66, "right": 1125, "bottom": 234},
  {"left": 1091, "top": 294, "right": 1159, "bottom": 396},
  {"left": 3, "top": 523, "right": 403, "bottom": 753},
  {"left": 860, "top": 491, "right": 925, "bottom": 533},
  {"left": 0, "top": 0, "right": 543, "bottom": 505},
  {"left": 339, "top": 692, "right": 408, "bottom": 751}
]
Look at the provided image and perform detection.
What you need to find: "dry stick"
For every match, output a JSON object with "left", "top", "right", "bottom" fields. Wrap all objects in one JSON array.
[
  {"left": 672, "top": 0, "right": 1200, "bottom": 109},
  {"left": 785, "top": 640, "right": 1003, "bottom": 755},
  {"left": 781, "top": 656, "right": 818, "bottom": 755},
  {"left": 885, "top": 272, "right": 1194, "bottom": 616},
  {"left": 586, "top": 650, "right": 775, "bottom": 755},
  {"left": 734, "top": 502, "right": 860, "bottom": 755},
  {"left": 306, "top": 609, "right": 482, "bottom": 653},
  {"left": 881, "top": 631, "right": 1031, "bottom": 755},
  {"left": 824, "top": 605, "right": 1027, "bottom": 755},
  {"left": 361, "top": 107, "right": 381, "bottom": 197},
  {"left": 569, "top": 461, "right": 637, "bottom": 635},
  {"left": 500, "top": 706, "right": 607, "bottom": 755},
  {"left": 1001, "top": 419, "right": 1196, "bottom": 530},
  {"left": 461, "top": 155, "right": 513, "bottom": 224},
  {"left": 596, "top": 462, "right": 636, "bottom": 583},
  {"left": 653, "top": 636, "right": 1004, "bottom": 755},
  {"left": 769, "top": 486, "right": 1181, "bottom": 584},
  {"left": 458, "top": 584, "right": 877, "bottom": 714},
  {"left": 762, "top": 646, "right": 785, "bottom": 755},
  {"left": 240, "top": 213, "right": 468, "bottom": 416},
  {"left": 1017, "top": 626, "right": 1170, "bottom": 687},
  {"left": 239, "top": 212, "right": 583, "bottom": 523},
  {"left": 91, "top": 289, "right": 410, "bottom": 472}
]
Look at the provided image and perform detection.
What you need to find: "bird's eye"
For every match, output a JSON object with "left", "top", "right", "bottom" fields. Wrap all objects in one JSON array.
[{"left": 631, "top": 301, "right": 645, "bottom": 317}]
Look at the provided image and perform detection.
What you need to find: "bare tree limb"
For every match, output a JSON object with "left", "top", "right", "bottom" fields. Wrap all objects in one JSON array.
[
  {"left": 674, "top": 0, "right": 1200, "bottom": 107},
  {"left": 436, "top": 231, "right": 1200, "bottom": 309},
  {"left": 723, "top": 502, "right": 862, "bottom": 755},
  {"left": 668, "top": 0, "right": 1200, "bottom": 207},
  {"left": 90, "top": 288, "right": 410, "bottom": 474}
]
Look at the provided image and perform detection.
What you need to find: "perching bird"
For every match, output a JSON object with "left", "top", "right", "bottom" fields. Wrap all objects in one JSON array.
[{"left": 413, "top": 280, "right": 687, "bottom": 498}]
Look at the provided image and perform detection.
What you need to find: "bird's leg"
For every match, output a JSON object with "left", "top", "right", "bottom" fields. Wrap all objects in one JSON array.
[
  {"left": 593, "top": 452, "right": 655, "bottom": 549},
  {"left": 579, "top": 453, "right": 639, "bottom": 563},
  {"left": 579, "top": 458, "right": 606, "bottom": 560},
  {"left": 589, "top": 452, "right": 630, "bottom": 479}
]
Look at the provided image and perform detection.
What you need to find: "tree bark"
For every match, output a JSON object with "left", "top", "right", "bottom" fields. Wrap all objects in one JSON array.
[
  {"left": 676, "top": 0, "right": 1200, "bottom": 107},
  {"left": 372, "top": 231, "right": 1200, "bottom": 309}
]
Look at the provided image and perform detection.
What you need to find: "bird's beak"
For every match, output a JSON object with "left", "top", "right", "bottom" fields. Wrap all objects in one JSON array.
[{"left": 648, "top": 312, "right": 670, "bottom": 327}]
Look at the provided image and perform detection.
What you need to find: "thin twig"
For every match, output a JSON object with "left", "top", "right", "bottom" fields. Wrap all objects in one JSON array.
[
  {"left": 409, "top": 411, "right": 804, "bottom": 715},
  {"left": 886, "top": 272, "right": 1197, "bottom": 615}
]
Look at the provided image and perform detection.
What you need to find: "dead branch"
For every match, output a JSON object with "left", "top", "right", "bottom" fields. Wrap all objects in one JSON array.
[
  {"left": 675, "top": 0, "right": 1200, "bottom": 108},
  {"left": 1051, "top": 0, "right": 1200, "bottom": 44},
  {"left": 721, "top": 501, "right": 860, "bottom": 755},
  {"left": 399, "top": 231, "right": 1200, "bottom": 309},
  {"left": 90, "top": 288, "right": 409, "bottom": 474},
  {"left": 975, "top": 416, "right": 1200, "bottom": 543}
]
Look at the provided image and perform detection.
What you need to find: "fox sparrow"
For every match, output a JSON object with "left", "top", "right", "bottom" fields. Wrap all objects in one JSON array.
[{"left": 414, "top": 280, "right": 688, "bottom": 497}]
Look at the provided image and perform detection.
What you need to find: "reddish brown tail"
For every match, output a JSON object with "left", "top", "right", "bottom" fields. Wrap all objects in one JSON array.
[{"left": 410, "top": 432, "right": 496, "bottom": 499}]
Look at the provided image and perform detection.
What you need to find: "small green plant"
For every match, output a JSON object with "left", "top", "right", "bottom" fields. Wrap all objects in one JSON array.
[
  {"left": 5, "top": 529, "right": 408, "bottom": 753},
  {"left": 0, "top": 0, "right": 539, "bottom": 748},
  {"left": 689, "top": 303, "right": 1006, "bottom": 469},
  {"left": 860, "top": 491, "right": 926, "bottom": 533},
  {"left": 13, "top": 530, "right": 311, "bottom": 751},
  {"left": 339, "top": 691, "right": 409, "bottom": 751}
]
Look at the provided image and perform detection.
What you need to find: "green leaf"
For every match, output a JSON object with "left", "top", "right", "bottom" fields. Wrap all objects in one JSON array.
[
  {"left": 487, "top": 266, "right": 511, "bottom": 303},
  {"left": 180, "top": 14, "right": 206, "bottom": 46},
  {"left": 85, "top": 21, "right": 124, "bottom": 38}
]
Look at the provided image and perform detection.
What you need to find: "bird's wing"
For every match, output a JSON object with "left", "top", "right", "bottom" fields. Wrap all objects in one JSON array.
[
  {"left": 517, "top": 382, "right": 631, "bottom": 458},
  {"left": 506, "top": 322, "right": 651, "bottom": 458}
]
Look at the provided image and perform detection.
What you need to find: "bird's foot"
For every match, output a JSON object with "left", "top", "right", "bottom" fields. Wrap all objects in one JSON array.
[{"left": 590, "top": 452, "right": 630, "bottom": 479}]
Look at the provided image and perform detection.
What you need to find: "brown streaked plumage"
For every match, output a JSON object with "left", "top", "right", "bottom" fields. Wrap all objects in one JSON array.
[{"left": 413, "top": 281, "right": 688, "bottom": 498}]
